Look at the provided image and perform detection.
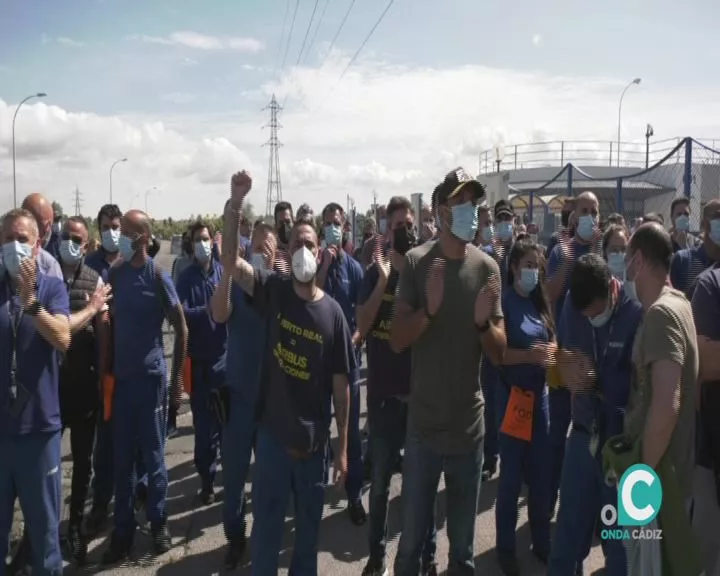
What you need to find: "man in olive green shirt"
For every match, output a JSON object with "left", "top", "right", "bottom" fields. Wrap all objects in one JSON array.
[
  {"left": 390, "top": 168, "right": 506, "bottom": 576},
  {"left": 624, "top": 223, "right": 698, "bottom": 499}
]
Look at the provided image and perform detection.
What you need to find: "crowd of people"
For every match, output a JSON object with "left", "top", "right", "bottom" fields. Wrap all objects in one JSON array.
[{"left": 0, "top": 167, "right": 719, "bottom": 576}]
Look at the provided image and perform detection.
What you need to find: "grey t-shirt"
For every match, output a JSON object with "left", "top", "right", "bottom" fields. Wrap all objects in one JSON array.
[
  {"left": 626, "top": 286, "right": 698, "bottom": 499},
  {"left": 395, "top": 240, "right": 503, "bottom": 455}
]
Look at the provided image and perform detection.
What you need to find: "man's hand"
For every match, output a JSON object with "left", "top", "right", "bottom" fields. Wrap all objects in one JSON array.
[
  {"left": 18, "top": 258, "right": 37, "bottom": 308},
  {"left": 529, "top": 342, "right": 558, "bottom": 368},
  {"left": 333, "top": 447, "right": 348, "bottom": 490},
  {"left": 425, "top": 258, "right": 445, "bottom": 317},
  {"left": 558, "top": 349, "right": 596, "bottom": 393},
  {"left": 373, "top": 242, "right": 391, "bottom": 283},
  {"left": 214, "top": 231, "right": 223, "bottom": 255},
  {"left": 474, "top": 274, "right": 501, "bottom": 327},
  {"left": 87, "top": 284, "right": 112, "bottom": 314},
  {"left": 388, "top": 249, "right": 405, "bottom": 273},
  {"left": 321, "top": 245, "right": 337, "bottom": 268},
  {"left": 230, "top": 171, "right": 252, "bottom": 209}
]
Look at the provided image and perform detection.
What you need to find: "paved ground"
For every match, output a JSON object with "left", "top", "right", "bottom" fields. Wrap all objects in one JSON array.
[{"left": 9, "top": 242, "right": 606, "bottom": 575}]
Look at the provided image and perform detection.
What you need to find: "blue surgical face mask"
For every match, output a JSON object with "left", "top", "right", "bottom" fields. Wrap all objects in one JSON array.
[
  {"left": 607, "top": 252, "right": 626, "bottom": 279},
  {"left": 481, "top": 225, "right": 494, "bottom": 244},
  {"left": 59, "top": 239, "right": 83, "bottom": 266},
  {"left": 324, "top": 224, "right": 343, "bottom": 246},
  {"left": 675, "top": 215, "right": 690, "bottom": 232},
  {"left": 102, "top": 229, "right": 120, "bottom": 253},
  {"left": 2, "top": 241, "right": 33, "bottom": 278},
  {"left": 450, "top": 202, "right": 479, "bottom": 243},
  {"left": 119, "top": 235, "right": 136, "bottom": 261},
  {"left": 519, "top": 267, "right": 539, "bottom": 293},
  {"left": 710, "top": 219, "right": 720, "bottom": 245},
  {"left": 194, "top": 240, "right": 212, "bottom": 263},
  {"left": 577, "top": 215, "right": 597, "bottom": 241},
  {"left": 624, "top": 256, "right": 639, "bottom": 302},
  {"left": 378, "top": 218, "right": 387, "bottom": 235},
  {"left": 497, "top": 221, "right": 513, "bottom": 242},
  {"left": 251, "top": 252, "right": 267, "bottom": 272}
]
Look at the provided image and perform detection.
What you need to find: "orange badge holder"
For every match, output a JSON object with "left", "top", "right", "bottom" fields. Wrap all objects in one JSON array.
[
  {"left": 102, "top": 375, "right": 115, "bottom": 422},
  {"left": 183, "top": 358, "right": 192, "bottom": 395},
  {"left": 500, "top": 386, "right": 535, "bottom": 442}
]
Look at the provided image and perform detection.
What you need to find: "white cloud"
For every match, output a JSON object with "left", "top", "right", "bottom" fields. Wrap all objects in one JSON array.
[
  {"left": 532, "top": 34, "right": 542, "bottom": 47},
  {"left": 1, "top": 53, "right": 719, "bottom": 219},
  {"left": 127, "top": 31, "right": 265, "bottom": 53},
  {"left": 41, "top": 35, "right": 85, "bottom": 47}
]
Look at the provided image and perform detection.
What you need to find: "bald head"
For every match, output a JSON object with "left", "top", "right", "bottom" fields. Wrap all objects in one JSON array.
[
  {"left": 21, "top": 193, "right": 54, "bottom": 243},
  {"left": 122, "top": 209, "right": 151, "bottom": 237},
  {"left": 574, "top": 191, "right": 599, "bottom": 221},
  {"left": 628, "top": 222, "right": 672, "bottom": 273}
]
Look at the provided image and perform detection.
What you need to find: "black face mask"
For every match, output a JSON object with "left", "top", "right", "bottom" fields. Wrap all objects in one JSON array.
[
  {"left": 393, "top": 226, "right": 415, "bottom": 255},
  {"left": 561, "top": 211, "right": 571, "bottom": 228},
  {"left": 278, "top": 222, "right": 292, "bottom": 244}
]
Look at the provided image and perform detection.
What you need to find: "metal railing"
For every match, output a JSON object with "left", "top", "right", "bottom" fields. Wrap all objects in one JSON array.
[{"left": 478, "top": 137, "right": 720, "bottom": 174}]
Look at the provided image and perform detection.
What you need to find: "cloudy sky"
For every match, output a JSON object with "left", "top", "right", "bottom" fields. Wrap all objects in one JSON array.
[{"left": 1, "top": 0, "right": 719, "bottom": 219}]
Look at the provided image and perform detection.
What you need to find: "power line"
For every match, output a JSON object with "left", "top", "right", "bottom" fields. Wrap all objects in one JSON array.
[
  {"left": 317, "top": 0, "right": 356, "bottom": 70},
  {"left": 283, "top": 0, "right": 320, "bottom": 108},
  {"left": 317, "top": 0, "right": 396, "bottom": 110},
  {"left": 275, "top": 0, "right": 291, "bottom": 74},
  {"left": 294, "top": 0, "right": 320, "bottom": 66},
  {"left": 303, "top": 0, "right": 331, "bottom": 65},
  {"left": 279, "top": 0, "right": 301, "bottom": 77}
]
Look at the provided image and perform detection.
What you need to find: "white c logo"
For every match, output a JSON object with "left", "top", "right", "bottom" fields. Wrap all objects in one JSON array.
[{"left": 621, "top": 468, "right": 656, "bottom": 522}]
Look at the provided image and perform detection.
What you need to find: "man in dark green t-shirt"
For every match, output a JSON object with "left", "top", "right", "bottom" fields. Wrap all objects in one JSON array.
[{"left": 390, "top": 167, "right": 506, "bottom": 576}]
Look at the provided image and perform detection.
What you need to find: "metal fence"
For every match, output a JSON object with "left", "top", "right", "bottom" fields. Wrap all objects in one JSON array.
[
  {"left": 479, "top": 138, "right": 720, "bottom": 174},
  {"left": 508, "top": 138, "right": 720, "bottom": 238}
]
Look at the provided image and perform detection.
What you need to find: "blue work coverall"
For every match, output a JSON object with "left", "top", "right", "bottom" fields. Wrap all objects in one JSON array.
[
  {"left": 321, "top": 252, "right": 364, "bottom": 505},
  {"left": 85, "top": 250, "right": 147, "bottom": 514},
  {"left": 549, "top": 284, "right": 642, "bottom": 576},
  {"left": 0, "top": 272, "right": 69, "bottom": 576},
  {"left": 494, "top": 287, "right": 552, "bottom": 558},
  {"left": 109, "top": 260, "right": 178, "bottom": 542},
  {"left": 546, "top": 240, "right": 591, "bottom": 510},
  {"left": 221, "top": 283, "right": 266, "bottom": 544},
  {"left": 177, "top": 259, "right": 227, "bottom": 492}
]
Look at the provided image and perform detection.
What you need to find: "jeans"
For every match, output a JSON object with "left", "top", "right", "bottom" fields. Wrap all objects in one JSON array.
[
  {"left": 62, "top": 411, "right": 98, "bottom": 527},
  {"left": 251, "top": 429, "right": 325, "bottom": 576},
  {"left": 394, "top": 431, "right": 484, "bottom": 576},
  {"left": 367, "top": 398, "right": 436, "bottom": 568}
]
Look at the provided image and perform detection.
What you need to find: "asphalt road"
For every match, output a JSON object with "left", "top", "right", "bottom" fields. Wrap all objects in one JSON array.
[{"left": 11, "top": 242, "right": 606, "bottom": 575}]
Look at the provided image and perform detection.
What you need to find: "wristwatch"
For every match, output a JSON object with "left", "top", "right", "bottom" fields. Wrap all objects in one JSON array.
[{"left": 24, "top": 299, "right": 42, "bottom": 316}]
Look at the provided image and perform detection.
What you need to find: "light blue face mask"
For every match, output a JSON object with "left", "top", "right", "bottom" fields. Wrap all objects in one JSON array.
[
  {"left": 2, "top": 241, "right": 33, "bottom": 278},
  {"left": 497, "top": 222, "right": 513, "bottom": 242},
  {"left": 675, "top": 215, "right": 690, "bottom": 232},
  {"left": 607, "top": 252, "right": 626, "bottom": 279},
  {"left": 450, "top": 202, "right": 479, "bottom": 243},
  {"left": 710, "top": 219, "right": 720, "bottom": 245},
  {"left": 194, "top": 240, "right": 212, "bottom": 263},
  {"left": 624, "top": 256, "right": 639, "bottom": 302},
  {"left": 577, "top": 215, "right": 597, "bottom": 241},
  {"left": 59, "top": 239, "right": 83, "bottom": 265},
  {"left": 102, "top": 229, "right": 120, "bottom": 253},
  {"left": 118, "top": 235, "right": 136, "bottom": 261},
  {"left": 589, "top": 303, "right": 612, "bottom": 328},
  {"left": 519, "top": 267, "right": 539, "bottom": 293},
  {"left": 324, "top": 224, "right": 343, "bottom": 246},
  {"left": 481, "top": 225, "right": 494, "bottom": 244},
  {"left": 378, "top": 219, "right": 387, "bottom": 235}
]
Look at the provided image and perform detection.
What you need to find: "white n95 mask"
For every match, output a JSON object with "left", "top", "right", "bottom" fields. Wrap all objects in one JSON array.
[{"left": 292, "top": 246, "right": 317, "bottom": 284}]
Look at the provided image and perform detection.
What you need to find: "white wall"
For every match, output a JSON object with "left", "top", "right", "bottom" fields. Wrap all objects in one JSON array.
[{"left": 477, "top": 171, "right": 509, "bottom": 207}]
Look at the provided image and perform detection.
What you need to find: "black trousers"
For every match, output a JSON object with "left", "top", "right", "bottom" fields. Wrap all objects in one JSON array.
[{"left": 62, "top": 409, "right": 98, "bottom": 527}]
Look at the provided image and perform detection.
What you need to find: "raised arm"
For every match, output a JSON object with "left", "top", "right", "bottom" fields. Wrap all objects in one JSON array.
[{"left": 223, "top": 172, "right": 256, "bottom": 296}]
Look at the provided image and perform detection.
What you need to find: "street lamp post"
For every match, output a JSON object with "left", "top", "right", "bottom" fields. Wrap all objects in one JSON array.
[
  {"left": 645, "top": 124, "right": 654, "bottom": 169},
  {"left": 495, "top": 145, "right": 506, "bottom": 173},
  {"left": 12, "top": 92, "right": 47, "bottom": 208},
  {"left": 617, "top": 78, "right": 642, "bottom": 167},
  {"left": 109, "top": 158, "right": 128, "bottom": 204}
]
